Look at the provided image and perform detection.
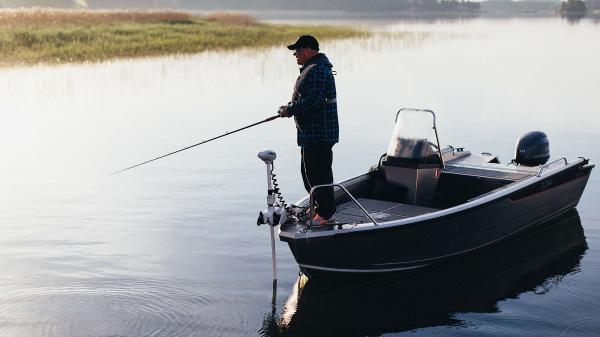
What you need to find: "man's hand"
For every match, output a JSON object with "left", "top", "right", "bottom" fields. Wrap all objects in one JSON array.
[{"left": 278, "top": 105, "right": 291, "bottom": 118}]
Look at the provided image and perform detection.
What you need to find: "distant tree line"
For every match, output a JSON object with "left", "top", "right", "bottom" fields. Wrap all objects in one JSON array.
[
  {"left": 9, "top": 0, "right": 600, "bottom": 15},
  {"left": 560, "top": 0, "right": 587, "bottom": 11},
  {"left": 409, "top": 0, "right": 481, "bottom": 12},
  {"left": 580, "top": 0, "right": 600, "bottom": 9},
  {"left": 0, "top": 0, "right": 73, "bottom": 7},
  {"left": 0, "top": 0, "right": 481, "bottom": 12},
  {"left": 479, "top": 0, "right": 556, "bottom": 12}
]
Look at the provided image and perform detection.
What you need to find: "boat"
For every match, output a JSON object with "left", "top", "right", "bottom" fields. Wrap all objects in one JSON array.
[
  {"left": 278, "top": 108, "right": 594, "bottom": 278},
  {"left": 273, "top": 210, "right": 587, "bottom": 335}
]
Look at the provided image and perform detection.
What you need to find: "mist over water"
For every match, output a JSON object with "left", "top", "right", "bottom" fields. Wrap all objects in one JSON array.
[{"left": 0, "top": 17, "right": 599, "bottom": 337}]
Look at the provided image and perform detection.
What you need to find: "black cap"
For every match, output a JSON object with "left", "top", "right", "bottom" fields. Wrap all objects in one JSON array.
[{"left": 287, "top": 35, "right": 319, "bottom": 51}]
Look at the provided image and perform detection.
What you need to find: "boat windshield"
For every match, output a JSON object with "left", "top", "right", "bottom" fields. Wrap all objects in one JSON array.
[{"left": 387, "top": 110, "right": 440, "bottom": 160}]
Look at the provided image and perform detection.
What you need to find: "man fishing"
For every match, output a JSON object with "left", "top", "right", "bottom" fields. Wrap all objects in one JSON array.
[{"left": 278, "top": 35, "right": 339, "bottom": 226}]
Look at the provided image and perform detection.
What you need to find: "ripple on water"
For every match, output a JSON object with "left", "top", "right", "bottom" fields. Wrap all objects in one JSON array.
[
  {"left": 548, "top": 277, "right": 600, "bottom": 316},
  {"left": 0, "top": 278, "right": 258, "bottom": 337},
  {"left": 558, "top": 317, "right": 600, "bottom": 337},
  {"left": 455, "top": 288, "right": 600, "bottom": 337}
]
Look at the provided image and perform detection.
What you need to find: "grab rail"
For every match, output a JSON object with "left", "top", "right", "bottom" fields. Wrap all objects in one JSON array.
[
  {"left": 395, "top": 108, "right": 436, "bottom": 124},
  {"left": 537, "top": 157, "right": 568, "bottom": 177},
  {"left": 309, "top": 184, "right": 379, "bottom": 225}
]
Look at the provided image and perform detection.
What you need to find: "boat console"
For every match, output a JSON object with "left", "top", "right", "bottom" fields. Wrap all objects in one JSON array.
[
  {"left": 368, "top": 110, "right": 551, "bottom": 210},
  {"left": 379, "top": 109, "right": 443, "bottom": 207}
]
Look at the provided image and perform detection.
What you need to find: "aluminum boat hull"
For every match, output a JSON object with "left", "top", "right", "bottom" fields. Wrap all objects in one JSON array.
[{"left": 279, "top": 159, "right": 593, "bottom": 278}]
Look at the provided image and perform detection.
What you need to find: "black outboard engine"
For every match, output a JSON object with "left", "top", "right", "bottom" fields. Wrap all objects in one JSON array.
[{"left": 514, "top": 131, "right": 550, "bottom": 166}]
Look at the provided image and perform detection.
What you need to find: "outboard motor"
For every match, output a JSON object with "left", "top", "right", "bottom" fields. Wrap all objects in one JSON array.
[{"left": 514, "top": 131, "right": 550, "bottom": 166}]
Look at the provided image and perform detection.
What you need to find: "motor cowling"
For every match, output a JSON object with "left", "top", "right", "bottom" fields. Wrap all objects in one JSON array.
[{"left": 514, "top": 131, "right": 550, "bottom": 166}]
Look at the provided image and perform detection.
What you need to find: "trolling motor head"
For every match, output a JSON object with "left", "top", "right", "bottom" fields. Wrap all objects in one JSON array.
[{"left": 258, "top": 150, "right": 277, "bottom": 164}]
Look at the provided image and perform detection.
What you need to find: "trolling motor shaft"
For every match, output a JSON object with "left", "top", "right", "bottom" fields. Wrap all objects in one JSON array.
[{"left": 256, "top": 150, "right": 288, "bottom": 283}]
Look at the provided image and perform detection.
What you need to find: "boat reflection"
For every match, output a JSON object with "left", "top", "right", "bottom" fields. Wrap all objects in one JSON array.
[{"left": 262, "top": 209, "right": 587, "bottom": 336}]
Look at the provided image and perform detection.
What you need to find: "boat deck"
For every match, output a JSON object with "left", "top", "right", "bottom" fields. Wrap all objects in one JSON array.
[{"left": 335, "top": 198, "right": 439, "bottom": 224}]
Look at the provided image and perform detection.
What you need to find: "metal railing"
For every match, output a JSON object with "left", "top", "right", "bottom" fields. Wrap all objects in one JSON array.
[
  {"left": 309, "top": 183, "right": 379, "bottom": 225},
  {"left": 537, "top": 157, "right": 568, "bottom": 177}
]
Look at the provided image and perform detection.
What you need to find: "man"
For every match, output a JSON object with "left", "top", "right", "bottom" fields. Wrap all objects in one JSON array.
[{"left": 278, "top": 35, "right": 339, "bottom": 226}]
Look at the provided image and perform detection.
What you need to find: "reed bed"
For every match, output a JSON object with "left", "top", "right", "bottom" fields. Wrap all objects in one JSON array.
[
  {"left": 0, "top": 9, "right": 367, "bottom": 66},
  {"left": 205, "top": 12, "right": 259, "bottom": 26}
]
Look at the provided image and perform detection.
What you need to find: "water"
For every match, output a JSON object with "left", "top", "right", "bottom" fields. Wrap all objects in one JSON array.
[{"left": 0, "top": 17, "right": 599, "bottom": 337}]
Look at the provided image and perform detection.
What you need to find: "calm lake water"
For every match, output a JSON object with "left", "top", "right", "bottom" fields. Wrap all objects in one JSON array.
[{"left": 0, "top": 17, "right": 599, "bottom": 337}]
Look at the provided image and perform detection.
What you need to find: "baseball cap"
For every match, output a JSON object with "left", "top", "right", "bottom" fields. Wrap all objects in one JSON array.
[{"left": 287, "top": 35, "right": 319, "bottom": 51}]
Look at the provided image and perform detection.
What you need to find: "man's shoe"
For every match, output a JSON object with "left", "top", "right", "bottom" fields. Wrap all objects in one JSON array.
[{"left": 308, "top": 214, "right": 336, "bottom": 228}]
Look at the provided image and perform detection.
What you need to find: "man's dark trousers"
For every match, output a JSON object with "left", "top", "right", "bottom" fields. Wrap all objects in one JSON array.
[{"left": 301, "top": 143, "right": 335, "bottom": 219}]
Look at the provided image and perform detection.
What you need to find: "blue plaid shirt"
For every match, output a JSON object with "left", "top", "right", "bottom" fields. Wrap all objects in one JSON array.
[{"left": 287, "top": 53, "right": 339, "bottom": 147}]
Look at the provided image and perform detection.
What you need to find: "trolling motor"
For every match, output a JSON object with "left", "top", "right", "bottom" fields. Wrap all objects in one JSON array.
[
  {"left": 257, "top": 150, "right": 289, "bottom": 283},
  {"left": 257, "top": 150, "right": 289, "bottom": 226}
]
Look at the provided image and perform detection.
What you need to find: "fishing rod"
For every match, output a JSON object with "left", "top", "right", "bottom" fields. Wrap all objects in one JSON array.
[{"left": 110, "top": 114, "right": 281, "bottom": 175}]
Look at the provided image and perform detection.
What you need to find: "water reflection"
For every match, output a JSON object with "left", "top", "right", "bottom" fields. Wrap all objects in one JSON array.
[{"left": 263, "top": 210, "right": 587, "bottom": 336}]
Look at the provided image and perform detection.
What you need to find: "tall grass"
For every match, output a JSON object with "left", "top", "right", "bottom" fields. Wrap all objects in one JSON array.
[
  {"left": 205, "top": 11, "right": 259, "bottom": 26},
  {"left": 0, "top": 9, "right": 368, "bottom": 65}
]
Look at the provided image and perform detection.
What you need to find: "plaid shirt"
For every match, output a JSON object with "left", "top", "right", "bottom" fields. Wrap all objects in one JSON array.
[{"left": 287, "top": 53, "right": 339, "bottom": 147}]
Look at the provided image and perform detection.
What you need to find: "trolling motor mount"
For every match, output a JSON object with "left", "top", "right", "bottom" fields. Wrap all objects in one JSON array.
[{"left": 257, "top": 209, "right": 285, "bottom": 227}]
